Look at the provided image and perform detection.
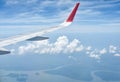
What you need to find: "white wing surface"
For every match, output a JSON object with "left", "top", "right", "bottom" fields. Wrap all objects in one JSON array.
[{"left": 0, "top": 3, "right": 80, "bottom": 55}]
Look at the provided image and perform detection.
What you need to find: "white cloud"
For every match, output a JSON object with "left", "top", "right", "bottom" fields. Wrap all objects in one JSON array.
[
  {"left": 64, "top": 39, "right": 83, "bottom": 53},
  {"left": 6, "top": 0, "right": 38, "bottom": 5},
  {"left": 1, "top": 0, "right": 76, "bottom": 25},
  {"left": 12, "top": 36, "right": 119, "bottom": 60},
  {"left": 90, "top": 54, "right": 100, "bottom": 59},
  {"left": 2, "top": 0, "right": 120, "bottom": 33},
  {"left": 18, "top": 43, "right": 36, "bottom": 54},
  {"left": 99, "top": 48, "right": 107, "bottom": 54},
  {"left": 114, "top": 53, "right": 120, "bottom": 56},
  {"left": 89, "top": 49, "right": 101, "bottom": 59},
  {"left": 108, "top": 45, "right": 120, "bottom": 57},
  {"left": 6, "top": 0, "right": 19, "bottom": 5},
  {"left": 109, "top": 45, "right": 117, "bottom": 53},
  {"left": 17, "top": 36, "right": 84, "bottom": 55},
  {"left": 78, "top": 9, "right": 101, "bottom": 15},
  {"left": 88, "top": 48, "right": 107, "bottom": 59},
  {"left": 86, "top": 46, "right": 92, "bottom": 51}
]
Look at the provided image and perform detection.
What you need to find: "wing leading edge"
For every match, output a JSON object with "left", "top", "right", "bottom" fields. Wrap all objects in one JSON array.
[{"left": 0, "top": 2, "right": 80, "bottom": 54}]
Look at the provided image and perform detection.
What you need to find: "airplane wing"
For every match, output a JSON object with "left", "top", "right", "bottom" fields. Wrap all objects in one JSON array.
[{"left": 0, "top": 3, "right": 80, "bottom": 55}]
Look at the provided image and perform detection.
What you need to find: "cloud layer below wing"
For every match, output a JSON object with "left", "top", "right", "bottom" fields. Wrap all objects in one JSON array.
[{"left": 11, "top": 36, "right": 120, "bottom": 59}]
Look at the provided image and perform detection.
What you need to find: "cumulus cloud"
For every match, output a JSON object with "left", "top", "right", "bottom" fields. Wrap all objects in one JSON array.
[
  {"left": 17, "top": 36, "right": 84, "bottom": 55},
  {"left": 99, "top": 48, "right": 107, "bottom": 54},
  {"left": 13, "top": 36, "right": 120, "bottom": 60},
  {"left": 86, "top": 46, "right": 92, "bottom": 51},
  {"left": 114, "top": 53, "right": 120, "bottom": 56},
  {"left": 108, "top": 45, "right": 120, "bottom": 57},
  {"left": 88, "top": 48, "right": 107, "bottom": 59},
  {"left": 109, "top": 45, "right": 117, "bottom": 53}
]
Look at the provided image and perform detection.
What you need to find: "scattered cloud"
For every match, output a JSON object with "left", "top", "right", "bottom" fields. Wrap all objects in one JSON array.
[
  {"left": 89, "top": 49, "right": 101, "bottom": 59},
  {"left": 114, "top": 53, "right": 120, "bottom": 56},
  {"left": 78, "top": 9, "right": 101, "bottom": 15},
  {"left": 87, "top": 48, "right": 107, "bottom": 59},
  {"left": 5, "top": 0, "right": 38, "bottom": 5},
  {"left": 86, "top": 46, "right": 92, "bottom": 51},
  {"left": 17, "top": 36, "right": 84, "bottom": 54},
  {"left": 100, "top": 48, "right": 107, "bottom": 54},
  {"left": 109, "top": 45, "right": 117, "bottom": 53},
  {"left": 0, "top": 0, "right": 76, "bottom": 25},
  {"left": 0, "top": 0, "right": 120, "bottom": 32},
  {"left": 11, "top": 36, "right": 120, "bottom": 60}
]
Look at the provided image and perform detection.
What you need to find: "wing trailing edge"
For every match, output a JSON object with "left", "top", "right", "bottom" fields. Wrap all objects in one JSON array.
[{"left": 0, "top": 2, "right": 80, "bottom": 55}]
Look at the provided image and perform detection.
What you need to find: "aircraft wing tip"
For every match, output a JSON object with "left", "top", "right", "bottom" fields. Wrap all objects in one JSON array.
[{"left": 66, "top": 2, "right": 80, "bottom": 22}]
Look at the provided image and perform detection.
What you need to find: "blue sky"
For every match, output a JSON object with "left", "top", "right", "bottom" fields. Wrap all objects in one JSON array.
[
  {"left": 0, "top": 1, "right": 120, "bottom": 74},
  {"left": 0, "top": 0, "right": 120, "bottom": 33}
]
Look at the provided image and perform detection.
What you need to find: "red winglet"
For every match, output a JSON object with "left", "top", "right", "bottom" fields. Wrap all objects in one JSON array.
[{"left": 66, "top": 3, "right": 80, "bottom": 22}]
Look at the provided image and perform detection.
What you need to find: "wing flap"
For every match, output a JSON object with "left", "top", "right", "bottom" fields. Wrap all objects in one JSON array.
[
  {"left": 0, "top": 48, "right": 10, "bottom": 55},
  {"left": 27, "top": 36, "right": 49, "bottom": 41},
  {"left": 0, "top": 50, "right": 10, "bottom": 55}
]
